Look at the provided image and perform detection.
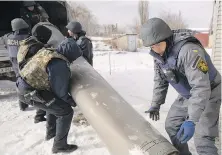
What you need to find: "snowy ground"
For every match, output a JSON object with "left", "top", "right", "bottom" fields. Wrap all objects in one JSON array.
[
  {"left": 0, "top": 41, "right": 215, "bottom": 155},
  {"left": 89, "top": 36, "right": 112, "bottom": 41}
]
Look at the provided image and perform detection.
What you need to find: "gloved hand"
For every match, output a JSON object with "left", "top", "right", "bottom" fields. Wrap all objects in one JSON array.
[
  {"left": 176, "top": 121, "right": 195, "bottom": 144},
  {"left": 66, "top": 94, "right": 77, "bottom": 107},
  {"left": 145, "top": 105, "right": 160, "bottom": 121}
]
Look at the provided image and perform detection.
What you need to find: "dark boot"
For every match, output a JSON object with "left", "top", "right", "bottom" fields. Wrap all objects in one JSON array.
[
  {"left": 45, "top": 114, "right": 57, "bottom": 141},
  {"left": 30, "top": 99, "right": 75, "bottom": 154},
  {"left": 52, "top": 110, "right": 74, "bottom": 153},
  {"left": 34, "top": 109, "right": 46, "bottom": 123},
  {"left": 52, "top": 144, "right": 78, "bottom": 154},
  {"left": 19, "top": 101, "right": 28, "bottom": 111}
]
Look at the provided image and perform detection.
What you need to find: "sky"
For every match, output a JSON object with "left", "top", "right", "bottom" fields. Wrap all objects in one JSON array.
[{"left": 76, "top": 0, "right": 214, "bottom": 29}]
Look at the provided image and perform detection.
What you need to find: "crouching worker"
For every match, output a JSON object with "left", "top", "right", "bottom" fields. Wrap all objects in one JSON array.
[
  {"left": 142, "top": 18, "right": 221, "bottom": 155},
  {"left": 16, "top": 25, "right": 82, "bottom": 153}
]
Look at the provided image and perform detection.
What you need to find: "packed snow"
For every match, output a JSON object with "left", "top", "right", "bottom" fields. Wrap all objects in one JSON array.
[
  {"left": 92, "top": 41, "right": 112, "bottom": 52},
  {"left": 89, "top": 36, "right": 112, "bottom": 41},
  {"left": 0, "top": 40, "right": 216, "bottom": 155}
]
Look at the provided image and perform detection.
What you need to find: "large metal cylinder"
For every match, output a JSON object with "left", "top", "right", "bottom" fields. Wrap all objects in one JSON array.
[{"left": 70, "top": 57, "right": 179, "bottom": 155}]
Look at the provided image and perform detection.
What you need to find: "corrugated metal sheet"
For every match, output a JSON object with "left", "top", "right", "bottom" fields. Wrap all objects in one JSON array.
[
  {"left": 212, "top": 0, "right": 222, "bottom": 74},
  {"left": 212, "top": 1, "right": 221, "bottom": 154}
]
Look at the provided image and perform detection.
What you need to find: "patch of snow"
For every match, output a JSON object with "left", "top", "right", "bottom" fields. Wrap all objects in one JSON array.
[
  {"left": 102, "top": 103, "right": 107, "bottom": 106},
  {"left": 96, "top": 101, "right": 100, "bottom": 106},
  {"left": 93, "top": 41, "right": 112, "bottom": 51},
  {"left": 90, "top": 92, "right": 98, "bottom": 99},
  {"left": 89, "top": 36, "right": 112, "bottom": 41},
  {"left": 77, "top": 84, "right": 83, "bottom": 89},
  {"left": 128, "top": 135, "right": 138, "bottom": 141},
  {"left": 129, "top": 146, "right": 144, "bottom": 155}
]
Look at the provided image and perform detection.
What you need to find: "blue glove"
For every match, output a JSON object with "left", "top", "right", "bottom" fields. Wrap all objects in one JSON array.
[
  {"left": 176, "top": 121, "right": 195, "bottom": 144},
  {"left": 145, "top": 105, "right": 160, "bottom": 121}
]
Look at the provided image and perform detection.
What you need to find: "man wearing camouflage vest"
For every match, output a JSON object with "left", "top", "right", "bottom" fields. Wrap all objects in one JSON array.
[
  {"left": 4, "top": 18, "right": 46, "bottom": 124},
  {"left": 66, "top": 21, "right": 93, "bottom": 66},
  {"left": 141, "top": 18, "right": 221, "bottom": 155},
  {"left": 16, "top": 25, "right": 82, "bottom": 153}
]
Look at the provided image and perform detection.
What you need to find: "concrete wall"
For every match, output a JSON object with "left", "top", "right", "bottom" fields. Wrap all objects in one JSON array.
[
  {"left": 115, "top": 35, "right": 128, "bottom": 51},
  {"left": 114, "top": 34, "right": 137, "bottom": 52},
  {"left": 208, "top": 34, "right": 213, "bottom": 48}
]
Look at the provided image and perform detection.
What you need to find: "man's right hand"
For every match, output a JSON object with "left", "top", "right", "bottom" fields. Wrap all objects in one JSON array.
[{"left": 145, "top": 105, "right": 160, "bottom": 121}]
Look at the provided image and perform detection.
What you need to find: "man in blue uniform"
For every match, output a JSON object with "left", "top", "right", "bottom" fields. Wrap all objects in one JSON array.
[
  {"left": 16, "top": 25, "right": 82, "bottom": 153},
  {"left": 4, "top": 18, "right": 46, "bottom": 124},
  {"left": 141, "top": 18, "right": 221, "bottom": 155}
]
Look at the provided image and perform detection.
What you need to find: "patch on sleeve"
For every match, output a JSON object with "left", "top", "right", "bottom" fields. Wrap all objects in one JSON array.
[{"left": 192, "top": 55, "right": 208, "bottom": 74}]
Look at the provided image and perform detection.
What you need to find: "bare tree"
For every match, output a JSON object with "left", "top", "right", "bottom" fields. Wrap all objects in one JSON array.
[
  {"left": 101, "top": 24, "right": 119, "bottom": 37},
  {"left": 131, "top": 18, "right": 140, "bottom": 34},
  {"left": 67, "top": 2, "right": 128, "bottom": 37},
  {"left": 159, "top": 10, "right": 188, "bottom": 30},
  {"left": 67, "top": 2, "right": 99, "bottom": 36},
  {"left": 138, "top": 0, "right": 149, "bottom": 25},
  {"left": 116, "top": 26, "right": 127, "bottom": 34}
]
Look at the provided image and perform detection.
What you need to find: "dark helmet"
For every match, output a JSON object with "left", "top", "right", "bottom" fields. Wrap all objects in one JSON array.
[
  {"left": 23, "top": 1, "right": 36, "bottom": 7},
  {"left": 66, "top": 21, "right": 82, "bottom": 34},
  {"left": 11, "top": 18, "right": 29, "bottom": 31},
  {"left": 140, "top": 18, "right": 173, "bottom": 47},
  {"left": 32, "top": 25, "right": 52, "bottom": 44}
]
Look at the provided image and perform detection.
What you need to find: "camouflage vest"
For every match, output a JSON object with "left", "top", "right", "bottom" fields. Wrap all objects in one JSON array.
[
  {"left": 17, "top": 36, "right": 43, "bottom": 65},
  {"left": 19, "top": 48, "right": 69, "bottom": 90}
]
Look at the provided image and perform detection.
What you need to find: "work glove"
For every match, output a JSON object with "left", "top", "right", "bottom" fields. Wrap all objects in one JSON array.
[
  {"left": 176, "top": 121, "right": 195, "bottom": 144},
  {"left": 145, "top": 105, "right": 160, "bottom": 121}
]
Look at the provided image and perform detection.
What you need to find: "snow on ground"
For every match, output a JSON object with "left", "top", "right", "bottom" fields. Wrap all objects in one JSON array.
[
  {"left": 89, "top": 36, "right": 112, "bottom": 41},
  {"left": 1, "top": 40, "right": 214, "bottom": 155},
  {"left": 92, "top": 41, "right": 112, "bottom": 52}
]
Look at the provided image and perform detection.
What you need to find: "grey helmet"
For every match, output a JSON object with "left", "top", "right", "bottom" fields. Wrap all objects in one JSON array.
[
  {"left": 140, "top": 18, "right": 173, "bottom": 47},
  {"left": 23, "top": 1, "right": 36, "bottom": 7},
  {"left": 66, "top": 21, "right": 82, "bottom": 33},
  {"left": 11, "top": 18, "right": 29, "bottom": 31}
]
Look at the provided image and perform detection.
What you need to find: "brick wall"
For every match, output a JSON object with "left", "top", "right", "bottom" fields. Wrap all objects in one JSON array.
[{"left": 194, "top": 33, "right": 209, "bottom": 48}]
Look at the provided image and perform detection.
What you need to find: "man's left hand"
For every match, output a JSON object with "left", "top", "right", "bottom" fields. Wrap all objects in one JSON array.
[
  {"left": 176, "top": 121, "right": 195, "bottom": 144},
  {"left": 145, "top": 105, "right": 160, "bottom": 121}
]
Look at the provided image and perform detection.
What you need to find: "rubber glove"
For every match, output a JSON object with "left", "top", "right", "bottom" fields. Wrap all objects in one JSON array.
[{"left": 176, "top": 121, "right": 195, "bottom": 144}]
